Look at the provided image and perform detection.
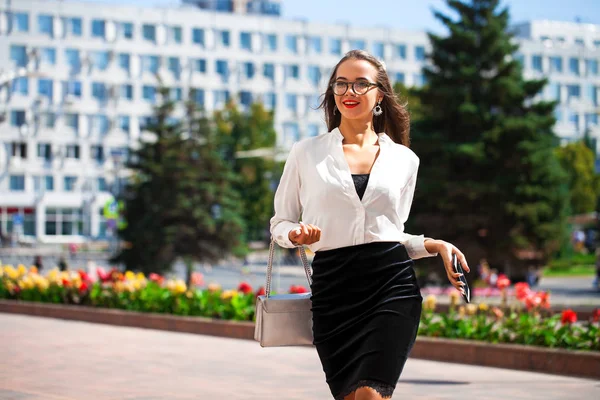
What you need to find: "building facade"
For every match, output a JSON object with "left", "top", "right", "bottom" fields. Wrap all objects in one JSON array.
[{"left": 0, "top": 0, "right": 599, "bottom": 243}]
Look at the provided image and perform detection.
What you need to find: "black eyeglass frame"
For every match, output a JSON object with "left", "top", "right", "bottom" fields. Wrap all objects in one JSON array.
[{"left": 330, "top": 80, "right": 381, "bottom": 96}]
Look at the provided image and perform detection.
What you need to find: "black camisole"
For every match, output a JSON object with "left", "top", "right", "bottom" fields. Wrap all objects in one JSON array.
[{"left": 351, "top": 174, "right": 370, "bottom": 201}]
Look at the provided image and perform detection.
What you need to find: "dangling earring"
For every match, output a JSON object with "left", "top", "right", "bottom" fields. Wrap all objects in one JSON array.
[
  {"left": 333, "top": 105, "right": 338, "bottom": 115},
  {"left": 373, "top": 100, "right": 383, "bottom": 116}
]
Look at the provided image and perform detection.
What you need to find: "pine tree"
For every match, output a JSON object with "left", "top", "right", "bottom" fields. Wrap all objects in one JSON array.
[
  {"left": 113, "top": 89, "right": 246, "bottom": 281},
  {"left": 410, "top": 0, "right": 569, "bottom": 275}
]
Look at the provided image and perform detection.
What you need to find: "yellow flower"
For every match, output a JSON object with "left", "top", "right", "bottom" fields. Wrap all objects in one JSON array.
[
  {"left": 5, "top": 266, "right": 19, "bottom": 280},
  {"left": 125, "top": 271, "right": 136, "bottom": 281},
  {"left": 466, "top": 304, "right": 478, "bottom": 315},
  {"left": 136, "top": 272, "right": 145, "bottom": 281},
  {"left": 17, "top": 264, "right": 27, "bottom": 278},
  {"left": 114, "top": 281, "right": 126, "bottom": 293},
  {"left": 133, "top": 280, "right": 142, "bottom": 291},
  {"left": 29, "top": 266, "right": 38, "bottom": 274},
  {"left": 207, "top": 283, "right": 222, "bottom": 293},
  {"left": 174, "top": 279, "right": 186, "bottom": 295},
  {"left": 449, "top": 290, "right": 460, "bottom": 308},
  {"left": 0, "top": 266, "right": 3, "bottom": 278},
  {"left": 220, "top": 289, "right": 237, "bottom": 300},
  {"left": 422, "top": 295, "right": 437, "bottom": 312},
  {"left": 478, "top": 303, "right": 489, "bottom": 312},
  {"left": 458, "top": 305, "right": 466, "bottom": 317},
  {"left": 18, "top": 276, "right": 35, "bottom": 290},
  {"left": 5, "top": 281, "right": 15, "bottom": 293}
]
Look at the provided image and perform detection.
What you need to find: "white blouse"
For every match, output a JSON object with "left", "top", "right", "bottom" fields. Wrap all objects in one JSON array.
[{"left": 269, "top": 127, "right": 438, "bottom": 260}]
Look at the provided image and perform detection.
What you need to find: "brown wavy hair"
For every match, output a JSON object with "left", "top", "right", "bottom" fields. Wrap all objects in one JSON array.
[{"left": 319, "top": 50, "right": 410, "bottom": 147}]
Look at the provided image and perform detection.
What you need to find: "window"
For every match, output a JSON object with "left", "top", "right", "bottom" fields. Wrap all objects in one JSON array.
[
  {"left": 66, "top": 144, "right": 80, "bottom": 159},
  {"left": 169, "top": 87, "right": 182, "bottom": 101},
  {"left": 11, "top": 77, "right": 28, "bottom": 95},
  {"left": 141, "top": 55, "right": 159, "bottom": 74},
  {"left": 307, "top": 124, "right": 319, "bottom": 137},
  {"left": 286, "top": 35, "right": 298, "bottom": 53},
  {"left": 119, "top": 22, "right": 133, "bottom": 39},
  {"left": 372, "top": 42, "right": 385, "bottom": 59},
  {"left": 220, "top": 30, "right": 231, "bottom": 47},
  {"left": 349, "top": 39, "right": 365, "bottom": 50},
  {"left": 13, "top": 12, "right": 29, "bottom": 32},
  {"left": 266, "top": 34, "right": 277, "bottom": 51},
  {"left": 64, "top": 177, "right": 77, "bottom": 192},
  {"left": 262, "top": 92, "right": 276, "bottom": 110},
  {"left": 10, "top": 110, "right": 26, "bottom": 127},
  {"left": 569, "top": 57, "right": 580, "bottom": 76},
  {"left": 216, "top": 60, "right": 228, "bottom": 79},
  {"left": 65, "top": 17, "right": 82, "bottom": 36},
  {"left": 10, "top": 175, "right": 25, "bottom": 191},
  {"left": 286, "top": 94, "right": 297, "bottom": 111},
  {"left": 585, "top": 113, "right": 599, "bottom": 129},
  {"left": 41, "top": 112, "right": 55, "bottom": 128},
  {"left": 548, "top": 82, "right": 561, "bottom": 101},
  {"left": 10, "top": 45, "right": 27, "bottom": 67},
  {"left": 118, "top": 54, "right": 130, "bottom": 72},
  {"left": 243, "top": 62, "right": 255, "bottom": 79},
  {"left": 285, "top": 64, "right": 300, "bottom": 80},
  {"left": 11, "top": 142, "right": 27, "bottom": 158},
  {"left": 142, "top": 85, "right": 157, "bottom": 103},
  {"left": 415, "top": 46, "right": 426, "bottom": 61},
  {"left": 306, "top": 94, "right": 320, "bottom": 109},
  {"left": 567, "top": 84, "right": 581, "bottom": 99},
  {"left": 192, "top": 28, "right": 205, "bottom": 45},
  {"left": 143, "top": 24, "right": 156, "bottom": 42},
  {"left": 91, "top": 51, "right": 110, "bottom": 70},
  {"left": 554, "top": 108, "right": 563, "bottom": 123},
  {"left": 240, "top": 32, "right": 252, "bottom": 50},
  {"left": 91, "top": 145, "right": 104, "bottom": 163},
  {"left": 549, "top": 56, "right": 562, "bottom": 73},
  {"left": 214, "top": 90, "right": 230, "bottom": 109},
  {"left": 396, "top": 44, "right": 407, "bottom": 59},
  {"left": 283, "top": 122, "right": 300, "bottom": 147},
  {"left": 170, "top": 26, "right": 182, "bottom": 44},
  {"left": 38, "top": 15, "right": 53, "bottom": 36},
  {"left": 168, "top": 57, "right": 180, "bottom": 78},
  {"left": 307, "top": 65, "right": 320, "bottom": 86},
  {"left": 63, "top": 80, "right": 82, "bottom": 98},
  {"left": 92, "top": 82, "right": 107, "bottom": 101},
  {"left": 40, "top": 47, "right": 56, "bottom": 65},
  {"left": 91, "top": 115, "right": 109, "bottom": 134},
  {"left": 139, "top": 116, "right": 156, "bottom": 131},
  {"left": 586, "top": 85, "right": 598, "bottom": 106},
  {"left": 569, "top": 112, "right": 580, "bottom": 130},
  {"left": 91, "top": 19, "right": 105, "bottom": 38},
  {"left": 395, "top": 72, "right": 405, "bottom": 84},
  {"left": 118, "top": 116, "right": 130, "bottom": 132},
  {"left": 575, "top": 38, "right": 585, "bottom": 47},
  {"left": 194, "top": 59, "right": 207, "bottom": 73},
  {"left": 34, "top": 176, "right": 54, "bottom": 192},
  {"left": 45, "top": 208, "right": 84, "bottom": 235},
  {"left": 65, "top": 49, "right": 80, "bottom": 69},
  {"left": 532, "top": 55, "right": 543, "bottom": 72},
  {"left": 586, "top": 59, "right": 599, "bottom": 76},
  {"left": 330, "top": 38, "right": 342, "bottom": 55},
  {"left": 120, "top": 84, "right": 133, "bottom": 100},
  {"left": 308, "top": 36, "right": 322, "bottom": 54},
  {"left": 263, "top": 63, "right": 275, "bottom": 80},
  {"left": 65, "top": 113, "right": 79, "bottom": 131},
  {"left": 38, "top": 79, "right": 53, "bottom": 100},
  {"left": 413, "top": 73, "right": 426, "bottom": 87},
  {"left": 191, "top": 89, "right": 205, "bottom": 106},
  {"left": 97, "top": 178, "right": 107, "bottom": 192},
  {"left": 514, "top": 53, "right": 525, "bottom": 66},
  {"left": 240, "top": 91, "right": 253, "bottom": 107}
]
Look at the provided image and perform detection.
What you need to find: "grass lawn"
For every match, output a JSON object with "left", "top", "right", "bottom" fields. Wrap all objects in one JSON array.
[{"left": 542, "top": 264, "right": 596, "bottom": 277}]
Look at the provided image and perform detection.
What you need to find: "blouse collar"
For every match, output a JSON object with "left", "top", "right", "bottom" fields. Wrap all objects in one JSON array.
[{"left": 330, "top": 127, "right": 391, "bottom": 145}]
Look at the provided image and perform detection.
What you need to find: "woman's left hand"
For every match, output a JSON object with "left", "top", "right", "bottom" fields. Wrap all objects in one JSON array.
[{"left": 425, "top": 239, "right": 470, "bottom": 294}]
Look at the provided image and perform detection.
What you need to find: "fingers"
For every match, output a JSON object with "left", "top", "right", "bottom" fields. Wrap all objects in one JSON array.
[
  {"left": 292, "top": 223, "right": 322, "bottom": 245},
  {"left": 457, "top": 251, "right": 470, "bottom": 273}
]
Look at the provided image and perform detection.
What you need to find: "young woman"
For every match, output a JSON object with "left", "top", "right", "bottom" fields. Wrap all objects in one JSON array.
[{"left": 270, "top": 50, "right": 470, "bottom": 400}]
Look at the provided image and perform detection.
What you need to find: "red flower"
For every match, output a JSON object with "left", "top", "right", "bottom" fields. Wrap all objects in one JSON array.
[
  {"left": 62, "top": 278, "right": 71, "bottom": 287},
  {"left": 536, "top": 291, "right": 551, "bottom": 309},
  {"left": 149, "top": 273, "right": 164, "bottom": 284},
  {"left": 77, "top": 269, "right": 90, "bottom": 282},
  {"left": 561, "top": 309, "right": 577, "bottom": 325},
  {"left": 592, "top": 308, "right": 600, "bottom": 323},
  {"left": 514, "top": 282, "right": 531, "bottom": 301},
  {"left": 290, "top": 285, "right": 308, "bottom": 294},
  {"left": 97, "top": 267, "right": 111, "bottom": 283},
  {"left": 78, "top": 281, "right": 89, "bottom": 294},
  {"left": 237, "top": 281, "right": 253, "bottom": 295},
  {"left": 255, "top": 286, "right": 266, "bottom": 297},
  {"left": 496, "top": 274, "right": 511, "bottom": 290},
  {"left": 524, "top": 293, "right": 541, "bottom": 310}
]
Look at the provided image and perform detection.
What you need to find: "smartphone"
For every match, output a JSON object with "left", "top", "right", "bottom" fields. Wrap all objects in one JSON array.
[{"left": 453, "top": 253, "right": 470, "bottom": 303}]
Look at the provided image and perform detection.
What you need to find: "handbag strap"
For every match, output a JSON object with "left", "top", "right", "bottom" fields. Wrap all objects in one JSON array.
[{"left": 265, "top": 237, "right": 312, "bottom": 298}]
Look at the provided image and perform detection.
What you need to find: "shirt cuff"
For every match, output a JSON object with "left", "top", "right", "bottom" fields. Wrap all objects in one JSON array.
[
  {"left": 272, "top": 221, "right": 303, "bottom": 248},
  {"left": 404, "top": 235, "right": 438, "bottom": 259}
]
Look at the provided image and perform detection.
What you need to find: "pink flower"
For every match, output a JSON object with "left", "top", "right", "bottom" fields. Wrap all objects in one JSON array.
[
  {"left": 514, "top": 282, "right": 531, "bottom": 301},
  {"left": 496, "top": 274, "right": 511, "bottom": 290}
]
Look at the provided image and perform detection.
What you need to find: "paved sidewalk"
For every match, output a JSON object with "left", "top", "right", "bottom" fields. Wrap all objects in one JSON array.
[{"left": 1, "top": 314, "right": 599, "bottom": 399}]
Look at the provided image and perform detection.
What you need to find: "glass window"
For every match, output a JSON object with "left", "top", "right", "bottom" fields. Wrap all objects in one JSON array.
[
  {"left": 283, "top": 122, "right": 300, "bottom": 147},
  {"left": 306, "top": 94, "right": 320, "bottom": 109},
  {"left": 532, "top": 55, "right": 543, "bottom": 72},
  {"left": 220, "top": 30, "right": 230, "bottom": 47},
  {"left": 263, "top": 63, "right": 275, "bottom": 80},
  {"left": 65, "top": 113, "right": 79, "bottom": 130},
  {"left": 214, "top": 89, "right": 230, "bottom": 108},
  {"left": 575, "top": 38, "right": 585, "bottom": 47},
  {"left": 307, "top": 65, "right": 320, "bottom": 86},
  {"left": 569, "top": 58, "right": 580, "bottom": 76},
  {"left": 10, "top": 175, "right": 25, "bottom": 191},
  {"left": 240, "top": 91, "right": 253, "bottom": 107},
  {"left": 35, "top": 176, "right": 54, "bottom": 192},
  {"left": 396, "top": 44, "right": 407, "bottom": 59},
  {"left": 567, "top": 84, "right": 581, "bottom": 99},
  {"left": 65, "top": 49, "right": 80, "bottom": 69},
  {"left": 585, "top": 113, "right": 598, "bottom": 128},
  {"left": 415, "top": 46, "right": 426, "bottom": 61},
  {"left": 514, "top": 53, "right": 525, "bottom": 66},
  {"left": 170, "top": 26, "right": 182, "bottom": 44},
  {"left": 40, "top": 47, "right": 56, "bottom": 65},
  {"left": 91, "top": 51, "right": 110, "bottom": 70},
  {"left": 285, "top": 64, "right": 299, "bottom": 79},
  {"left": 92, "top": 82, "right": 107, "bottom": 101},
  {"left": 569, "top": 112, "right": 580, "bottom": 130},
  {"left": 413, "top": 73, "right": 426, "bottom": 87},
  {"left": 120, "top": 22, "right": 133, "bottom": 39},
  {"left": 91, "top": 19, "right": 105, "bottom": 38},
  {"left": 118, "top": 116, "right": 130, "bottom": 132},
  {"left": 349, "top": 40, "right": 365, "bottom": 50},
  {"left": 143, "top": 24, "right": 156, "bottom": 42},
  {"left": 141, "top": 55, "right": 159, "bottom": 74},
  {"left": 286, "top": 94, "right": 297, "bottom": 111},
  {"left": 168, "top": 57, "right": 180, "bottom": 78},
  {"left": 266, "top": 34, "right": 277, "bottom": 51},
  {"left": 372, "top": 42, "right": 385, "bottom": 59},
  {"left": 91, "top": 145, "right": 104, "bottom": 163},
  {"left": 10, "top": 142, "right": 27, "bottom": 158},
  {"left": 307, "top": 124, "right": 319, "bottom": 137},
  {"left": 194, "top": 59, "right": 207, "bottom": 73},
  {"left": 395, "top": 72, "right": 405, "bottom": 84},
  {"left": 11, "top": 77, "right": 28, "bottom": 95},
  {"left": 169, "top": 87, "right": 182, "bottom": 101},
  {"left": 38, "top": 79, "right": 53, "bottom": 99},
  {"left": 586, "top": 59, "right": 598, "bottom": 76},
  {"left": 243, "top": 62, "right": 255, "bottom": 79},
  {"left": 38, "top": 143, "right": 52, "bottom": 160},
  {"left": 66, "top": 144, "right": 80, "bottom": 159},
  {"left": 10, "top": 110, "right": 26, "bottom": 127},
  {"left": 308, "top": 36, "right": 322, "bottom": 54},
  {"left": 10, "top": 45, "right": 27, "bottom": 67},
  {"left": 64, "top": 80, "right": 82, "bottom": 98},
  {"left": 330, "top": 38, "right": 342, "bottom": 55},
  {"left": 38, "top": 15, "right": 53, "bottom": 36},
  {"left": 91, "top": 115, "right": 109, "bottom": 134},
  {"left": 142, "top": 85, "right": 156, "bottom": 103},
  {"left": 41, "top": 112, "right": 55, "bottom": 128},
  {"left": 64, "top": 176, "right": 77, "bottom": 191},
  {"left": 586, "top": 85, "right": 598, "bottom": 105},
  {"left": 240, "top": 32, "right": 252, "bottom": 50},
  {"left": 193, "top": 28, "right": 205, "bottom": 45},
  {"left": 286, "top": 35, "right": 298, "bottom": 53},
  {"left": 118, "top": 53, "right": 130, "bottom": 72},
  {"left": 549, "top": 56, "right": 562, "bottom": 73},
  {"left": 216, "top": 60, "right": 228, "bottom": 77},
  {"left": 66, "top": 17, "right": 82, "bottom": 36},
  {"left": 548, "top": 82, "right": 561, "bottom": 101},
  {"left": 13, "top": 12, "right": 29, "bottom": 32},
  {"left": 97, "top": 178, "right": 107, "bottom": 192},
  {"left": 262, "top": 92, "right": 276, "bottom": 110},
  {"left": 191, "top": 88, "right": 205, "bottom": 106}
]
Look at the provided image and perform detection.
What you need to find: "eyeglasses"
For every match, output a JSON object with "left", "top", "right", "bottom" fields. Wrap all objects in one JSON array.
[{"left": 331, "top": 80, "right": 380, "bottom": 96}]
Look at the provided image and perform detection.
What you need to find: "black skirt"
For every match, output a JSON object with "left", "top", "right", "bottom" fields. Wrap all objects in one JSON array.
[{"left": 310, "top": 242, "right": 422, "bottom": 400}]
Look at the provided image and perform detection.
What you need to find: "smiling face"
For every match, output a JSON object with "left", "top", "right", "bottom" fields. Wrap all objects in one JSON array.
[{"left": 333, "top": 58, "right": 382, "bottom": 122}]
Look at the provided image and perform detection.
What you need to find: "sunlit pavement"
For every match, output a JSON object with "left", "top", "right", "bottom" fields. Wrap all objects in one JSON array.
[{"left": 1, "top": 313, "right": 598, "bottom": 399}]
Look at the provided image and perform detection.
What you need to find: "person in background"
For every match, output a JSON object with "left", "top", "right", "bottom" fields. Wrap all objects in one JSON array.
[{"left": 33, "top": 255, "right": 43, "bottom": 273}]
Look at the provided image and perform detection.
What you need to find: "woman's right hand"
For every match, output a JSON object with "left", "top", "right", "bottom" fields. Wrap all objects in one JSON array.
[{"left": 289, "top": 222, "right": 322, "bottom": 245}]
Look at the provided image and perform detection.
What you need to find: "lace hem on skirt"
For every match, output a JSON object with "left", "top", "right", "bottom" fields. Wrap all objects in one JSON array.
[{"left": 334, "top": 379, "right": 395, "bottom": 400}]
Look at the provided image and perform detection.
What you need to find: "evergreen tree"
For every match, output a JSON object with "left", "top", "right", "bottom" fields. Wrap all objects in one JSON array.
[
  {"left": 410, "top": 0, "right": 569, "bottom": 274},
  {"left": 113, "top": 89, "right": 246, "bottom": 281},
  {"left": 555, "top": 141, "right": 600, "bottom": 214}
]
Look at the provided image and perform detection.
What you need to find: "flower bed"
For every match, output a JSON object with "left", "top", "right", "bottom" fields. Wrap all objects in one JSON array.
[{"left": 1, "top": 264, "right": 598, "bottom": 351}]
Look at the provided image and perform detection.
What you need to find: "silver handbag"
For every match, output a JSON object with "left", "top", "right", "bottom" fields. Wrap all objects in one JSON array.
[{"left": 254, "top": 238, "right": 314, "bottom": 347}]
